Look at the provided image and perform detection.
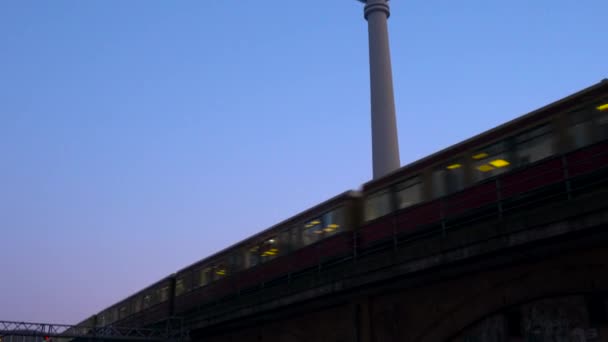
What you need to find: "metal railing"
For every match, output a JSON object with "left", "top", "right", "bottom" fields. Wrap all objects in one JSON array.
[
  {"left": 185, "top": 140, "right": 608, "bottom": 326},
  {"left": 0, "top": 320, "right": 183, "bottom": 341}
]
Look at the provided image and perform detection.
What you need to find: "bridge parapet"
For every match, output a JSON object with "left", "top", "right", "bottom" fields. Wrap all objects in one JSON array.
[
  {"left": 0, "top": 319, "right": 186, "bottom": 341},
  {"left": 185, "top": 179, "right": 608, "bottom": 335}
]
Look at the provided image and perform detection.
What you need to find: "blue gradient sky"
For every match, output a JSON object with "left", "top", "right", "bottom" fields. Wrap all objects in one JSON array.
[{"left": 1, "top": 0, "right": 606, "bottom": 324}]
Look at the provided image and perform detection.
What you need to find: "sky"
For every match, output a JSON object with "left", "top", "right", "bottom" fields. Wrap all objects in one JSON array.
[{"left": 0, "top": 0, "right": 606, "bottom": 325}]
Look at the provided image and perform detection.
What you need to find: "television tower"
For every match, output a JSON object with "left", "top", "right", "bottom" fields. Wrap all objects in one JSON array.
[{"left": 357, "top": 0, "right": 400, "bottom": 179}]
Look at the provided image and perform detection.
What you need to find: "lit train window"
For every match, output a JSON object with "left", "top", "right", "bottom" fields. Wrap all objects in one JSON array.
[
  {"left": 434, "top": 160, "right": 465, "bottom": 197},
  {"left": 321, "top": 207, "right": 344, "bottom": 237},
  {"left": 395, "top": 176, "right": 422, "bottom": 209},
  {"left": 364, "top": 190, "right": 392, "bottom": 221},
  {"left": 214, "top": 263, "right": 228, "bottom": 278},
  {"left": 302, "top": 218, "right": 322, "bottom": 246},
  {"left": 259, "top": 237, "right": 280, "bottom": 261},
  {"left": 596, "top": 101, "right": 608, "bottom": 140},
  {"left": 472, "top": 142, "right": 510, "bottom": 182},
  {"left": 514, "top": 124, "right": 553, "bottom": 166},
  {"left": 299, "top": 208, "right": 344, "bottom": 245}
]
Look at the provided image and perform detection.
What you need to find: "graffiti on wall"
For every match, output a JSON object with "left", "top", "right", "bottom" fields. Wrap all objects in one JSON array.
[{"left": 454, "top": 295, "right": 602, "bottom": 342}]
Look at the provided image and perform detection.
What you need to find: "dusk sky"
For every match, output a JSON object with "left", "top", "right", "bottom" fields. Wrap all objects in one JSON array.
[{"left": 1, "top": 0, "right": 606, "bottom": 324}]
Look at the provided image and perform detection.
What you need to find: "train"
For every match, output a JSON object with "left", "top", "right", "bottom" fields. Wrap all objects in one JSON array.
[{"left": 73, "top": 79, "right": 608, "bottom": 331}]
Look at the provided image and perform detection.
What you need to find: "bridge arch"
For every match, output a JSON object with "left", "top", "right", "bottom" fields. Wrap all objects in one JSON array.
[{"left": 409, "top": 248, "right": 608, "bottom": 341}]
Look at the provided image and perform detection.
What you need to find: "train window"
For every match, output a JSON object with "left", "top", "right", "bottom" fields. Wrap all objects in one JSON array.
[
  {"left": 568, "top": 109, "right": 593, "bottom": 149},
  {"left": 175, "top": 278, "right": 185, "bottom": 296},
  {"left": 119, "top": 306, "right": 127, "bottom": 319},
  {"left": 596, "top": 103, "right": 608, "bottom": 140},
  {"left": 298, "top": 208, "right": 345, "bottom": 245},
  {"left": 143, "top": 294, "right": 152, "bottom": 309},
  {"left": 321, "top": 207, "right": 344, "bottom": 237},
  {"left": 289, "top": 226, "right": 301, "bottom": 249},
  {"left": 134, "top": 296, "right": 142, "bottom": 312},
  {"left": 229, "top": 252, "right": 243, "bottom": 272},
  {"left": 514, "top": 124, "right": 554, "bottom": 166},
  {"left": 279, "top": 229, "right": 291, "bottom": 254},
  {"left": 471, "top": 141, "right": 510, "bottom": 182},
  {"left": 214, "top": 263, "right": 228, "bottom": 278},
  {"left": 159, "top": 286, "right": 170, "bottom": 302},
  {"left": 99, "top": 313, "right": 106, "bottom": 327},
  {"left": 197, "top": 267, "right": 213, "bottom": 287},
  {"left": 395, "top": 176, "right": 422, "bottom": 209},
  {"left": 364, "top": 190, "right": 392, "bottom": 221},
  {"left": 302, "top": 218, "right": 322, "bottom": 246},
  {"left": 259, "top": 237, "right": 280, "bottom": 261},
  {"left": 433, "top": 160, "right": 465, "bottom": 197},
  {"left": 246, "top": 245, "right": 261, "bottom": 268}
]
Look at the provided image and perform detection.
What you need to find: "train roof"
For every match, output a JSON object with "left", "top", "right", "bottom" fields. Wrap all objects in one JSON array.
[
  {"left": 96, "top": 274, "right": 174, "bottom": 315},
  {"left": 363, "top": 78, "right": 608, "bottom": 191},
  {"left": 175, "top": 190, "right": 360, "bottom": 274}
]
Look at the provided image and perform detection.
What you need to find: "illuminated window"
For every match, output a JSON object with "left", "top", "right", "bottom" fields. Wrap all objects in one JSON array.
[
  {"left": 302, "top": 218, "right": 322, "bottom": 246},
  {"left": 364, "top": 190, "right": 392, "bottom": 221},
  {"left": 395, "top": 176, "right": 422, "bottom": 209},
  {"left": 597, "top": 100, "right": 608, "bottom": 140},
  {"left": 214, "top": 264, "right": 228, "bottom": 277},
  {"left": 321, "top": 208, "right": 344, "bottom": 236},
  {"left": 472, "top": 152, "right": 489, "bottom": 160},
  {"left": 472, "top": 142, "right": 510, "bottom": 182},
  {"left": 259, "top": 237, "right": 280, "bottom": 261}
]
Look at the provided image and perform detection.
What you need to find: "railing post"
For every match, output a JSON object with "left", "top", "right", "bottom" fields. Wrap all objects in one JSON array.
[
  {"left": 353, "top": 231, "right": 358, "bottom": 262},
  {"left": 317, "top": 242, "right": 322, "bottom": 276},
  {"left": 496, "top": 178, "right": 503, "bottom": 219},
  {"left": 440, "top": 198, "right": 447, "bottom": 236},
  {"left": 392, "top": 214, "right": 398, "bottom": 251},
  {"left": 561, "top": 154, "right": 572, "bottom": 200}
]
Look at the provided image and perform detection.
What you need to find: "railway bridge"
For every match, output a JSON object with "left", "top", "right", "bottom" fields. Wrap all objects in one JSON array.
[{"left": 181, "top": 175, "right": 608, "bottom": 341}]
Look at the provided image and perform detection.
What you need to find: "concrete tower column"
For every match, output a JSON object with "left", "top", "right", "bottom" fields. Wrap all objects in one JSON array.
[{"left": 358, "top": 0, "right": 400, "bottom": 179}]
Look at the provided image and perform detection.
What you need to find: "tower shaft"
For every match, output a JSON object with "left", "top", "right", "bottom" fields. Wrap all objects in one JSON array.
[{"left": 362, "top": 0, "right": 400, "bottom": 179}]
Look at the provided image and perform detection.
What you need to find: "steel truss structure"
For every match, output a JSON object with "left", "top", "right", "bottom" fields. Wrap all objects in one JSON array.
[{"left": 0, "top": 319, "right": 187, "bottom": 341}]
